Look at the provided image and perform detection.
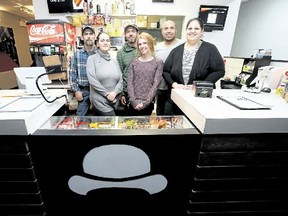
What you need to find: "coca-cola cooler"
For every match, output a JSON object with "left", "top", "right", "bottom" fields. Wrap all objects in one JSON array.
[{"left": 26, "top": 19, "right": 76, "bottom": 80}]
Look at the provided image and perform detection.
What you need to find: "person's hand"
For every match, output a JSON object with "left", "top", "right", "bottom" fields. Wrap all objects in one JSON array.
[
  {"left": 184, "top": 84, "right": 193, "bottom": 90},
  {"left": 106, "top": 92, "right": 117, "bottom": 103},
  {"left": 120, "top": 95, "right": 126, "bottom": 105},
  {"left": 172, "top": 82, "right": 186, "bottom": 89},
  {"left": 135, "top": 102, "right": 143, "bottom": 111},
  {"left": 172, "top": 82, "right": 193, "bottom": 90},
  {"left": 75, "top": 91, "right": 83, "bottom": 102}
]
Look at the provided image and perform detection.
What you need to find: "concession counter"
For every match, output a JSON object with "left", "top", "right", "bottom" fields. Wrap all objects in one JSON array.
[
  {"left": 28, "top": 115, "right": 201, "bottom": 215},
  {"left": 171, "top": 88, "right": 288, "bottom": 215},
  {"left": 0, "top": 89, "right": 67, "bottom": 215},
  {"left": 2, "top": 87, "right": 288, "bottom": 215}
]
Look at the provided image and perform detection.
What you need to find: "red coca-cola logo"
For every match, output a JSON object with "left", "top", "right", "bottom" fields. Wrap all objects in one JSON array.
[
  {"left": 29, "top": 24, "right": 58, "bottom": 36},
  {"left": 27, "top": 23, "right": 65, "bottom": 44},
  {"left": 28, "top": 24, "right": 64, "bottom": 37}
]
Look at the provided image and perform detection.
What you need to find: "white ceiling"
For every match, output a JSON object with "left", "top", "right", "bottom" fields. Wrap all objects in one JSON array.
[
  {"left": 0, "top": 0, "right": 251, "bottom": 21},
  {"left": 0, "top": 0, "right": 35, "bottom": 20}
]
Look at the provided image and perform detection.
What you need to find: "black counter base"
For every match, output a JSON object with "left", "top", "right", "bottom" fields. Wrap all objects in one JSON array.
[
  {"left": 0, "top": 137, "right": 45, "bottom": 216},
  {"left": 188, "top": 134, "right": 288, "bottom": 215},
  {"left": 28, "top": 134, "right": 201, "bottom": 216}
]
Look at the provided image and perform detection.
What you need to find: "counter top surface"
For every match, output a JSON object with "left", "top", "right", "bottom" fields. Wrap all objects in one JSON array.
[
  {"left": 0, "top": 89, "right": 67, "bottom": 135},
  {"left": 171, "top": 89, "right": 288, "bottom": 134}
]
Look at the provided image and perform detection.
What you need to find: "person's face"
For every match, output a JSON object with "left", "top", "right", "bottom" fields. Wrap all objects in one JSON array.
[
  {"left": 162, "top": 21, "right": 177, "bottom": 42},
  {"left": 82, "top": 29, "right": 96, "bottom": 46},
  {"left": 97, "top": 33, "right": 111, "bottom": 53},
  {"left": 186, "top": 20, "right": 203, "bottom": 43},
  {"left": 137, "top": 38, "right": 150, "bottom": 55},
  {"left": 125, "top": 27, "right": 138, "bottom": 44}
]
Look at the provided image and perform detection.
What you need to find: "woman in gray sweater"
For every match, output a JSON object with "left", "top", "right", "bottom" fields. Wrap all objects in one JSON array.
[{"left": 87, "top": 32, "right": 123, "bottom": 116}]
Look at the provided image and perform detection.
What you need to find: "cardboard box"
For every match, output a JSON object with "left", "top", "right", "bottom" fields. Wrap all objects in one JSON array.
[
  {"left": 48, "top": 72, "right": 67, "bottom": 80},
  {"left": 0, "top": 70, "right": 18, "bottom": 89},
  {"left": 0, "top": 52, "right": 19, "bottom": 89}
]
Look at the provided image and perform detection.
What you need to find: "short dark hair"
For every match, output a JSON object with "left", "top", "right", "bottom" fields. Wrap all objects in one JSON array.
[{"left": 186, "top": 18, "right": 204, "bottom": 30}]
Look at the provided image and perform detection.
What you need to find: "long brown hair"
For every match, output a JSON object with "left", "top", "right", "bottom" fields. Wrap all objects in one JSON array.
[{"left": 136, "top": 32, "right": 156, "bottom": 54}]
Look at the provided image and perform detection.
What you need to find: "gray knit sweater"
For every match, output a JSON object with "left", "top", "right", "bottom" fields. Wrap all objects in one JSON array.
[{"left": 87, "top": 50, "right": 123, "bottom": 113}]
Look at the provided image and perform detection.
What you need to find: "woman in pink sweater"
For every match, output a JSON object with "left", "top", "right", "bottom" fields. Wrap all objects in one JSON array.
[{"left": 127, "top": 32, "right": 163, "bottom": 116}]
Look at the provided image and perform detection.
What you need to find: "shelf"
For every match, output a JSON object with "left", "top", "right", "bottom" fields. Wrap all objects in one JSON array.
[
  {"left": 139, "top": 27, "right": 160, "bottom": 30},
  {"left": 66, "top": 14, "right": 136, "bottom": 25},
  {"left": 110, "top": 15, "right": 136, "bottom": 19}
]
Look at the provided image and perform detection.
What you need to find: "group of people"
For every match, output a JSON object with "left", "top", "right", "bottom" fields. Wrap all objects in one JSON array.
[{"left": 69, "top": 18, "right": 225, "bottom": 117}]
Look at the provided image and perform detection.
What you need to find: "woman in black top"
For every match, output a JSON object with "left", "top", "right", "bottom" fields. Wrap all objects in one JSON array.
[{"left": 163, "top": 18, "right": 225, "bottom": 115}]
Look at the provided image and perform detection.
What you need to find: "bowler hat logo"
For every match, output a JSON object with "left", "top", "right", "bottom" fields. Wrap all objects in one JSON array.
[{"left": 68, "top": 144, "right": 167, "bottom": 195}]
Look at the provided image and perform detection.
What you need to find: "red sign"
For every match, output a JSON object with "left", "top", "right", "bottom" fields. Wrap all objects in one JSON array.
[
  {"left": 64, "top": 23, "right": 76, "bottom": 44},
  {"left": 27, "top": 23, "right": 65, "bottom": 45}
]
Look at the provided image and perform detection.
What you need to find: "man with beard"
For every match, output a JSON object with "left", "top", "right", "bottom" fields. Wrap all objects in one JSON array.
[
  {"left": 155, "top": 20, "right": 183, "bottom": 115},
  {"left": 116, "top": 24, "right": 139, "bottom": 115},
  {"left": 69, "top": 25, "right": 97, "bottom": 116}
]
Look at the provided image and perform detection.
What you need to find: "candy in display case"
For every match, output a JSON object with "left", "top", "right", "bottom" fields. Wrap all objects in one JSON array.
[{"left": 38, "top": 115, "right": 194, "bottom": 130}]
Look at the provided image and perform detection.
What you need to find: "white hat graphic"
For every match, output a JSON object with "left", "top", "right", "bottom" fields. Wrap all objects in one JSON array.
[{"left": 68, "top": 144, "right": 167, "bottom": 195}]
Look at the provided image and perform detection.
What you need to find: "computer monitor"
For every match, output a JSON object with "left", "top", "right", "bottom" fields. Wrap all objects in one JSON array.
[
  {"left": 198, "top": 5, "right": 229, "bottom": 32},
  {"left": 14, "top": 67, "right": 51, "bottom": 94}
]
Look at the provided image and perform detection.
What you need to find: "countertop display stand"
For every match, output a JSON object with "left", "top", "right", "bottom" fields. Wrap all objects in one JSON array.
[
  {"left": 172, "top": 88, "right": 288, "bottom": 215},
  {"left": 0, "top": 89, "right": 67, "bottom": 215}
]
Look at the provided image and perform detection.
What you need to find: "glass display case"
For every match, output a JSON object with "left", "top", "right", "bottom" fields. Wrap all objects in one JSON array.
[
  {"left": 30, "top": 115, "right": 201, "bottom": 215},
  {"left": 39, "top": 115, "right": 192, "bottom": 129},
  {"left": 36, "top": 115, "right": 197, "bottom": 135}
]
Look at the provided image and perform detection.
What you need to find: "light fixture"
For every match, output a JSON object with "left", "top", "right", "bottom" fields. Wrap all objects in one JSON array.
[{"left": 19, "top": 6, "right": 34, "bottom": 15}]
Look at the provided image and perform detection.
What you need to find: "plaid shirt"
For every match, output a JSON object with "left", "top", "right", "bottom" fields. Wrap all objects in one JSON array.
[{"left": 69, "top": 48, "right": 97, "bottom": 92}]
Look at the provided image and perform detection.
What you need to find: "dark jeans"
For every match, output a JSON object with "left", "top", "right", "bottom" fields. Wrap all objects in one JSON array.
[
  {"left": 164, "top": 98, "right": 184, "bottom": 115},
  {"left": 76, "top": 87, "right": 90, "bottom": 116},
  {"left": 156, "top": 89, "right": 170, "bottom": 115},
  {"left": 116, "top": 92, "right": 129, "bottom": 116}
]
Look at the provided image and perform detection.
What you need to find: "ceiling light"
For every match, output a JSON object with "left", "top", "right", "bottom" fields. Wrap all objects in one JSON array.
[{"left": 19, "top": 6, "right": 34, "bottom": 15}]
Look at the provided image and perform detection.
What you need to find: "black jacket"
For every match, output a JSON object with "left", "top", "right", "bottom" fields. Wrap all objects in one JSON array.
[{"left": 163, "top": 41, "right": 225, "bottom": 89}]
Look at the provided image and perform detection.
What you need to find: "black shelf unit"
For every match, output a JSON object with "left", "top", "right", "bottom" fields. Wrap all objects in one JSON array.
[{"left": 221, "top": 56, "right": 271, "bottom": 89}]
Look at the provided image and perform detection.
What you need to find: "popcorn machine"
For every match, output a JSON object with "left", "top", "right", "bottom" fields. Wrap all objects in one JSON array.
[{"left": 26, "top": 19, "right": 76, "bottom": 80}]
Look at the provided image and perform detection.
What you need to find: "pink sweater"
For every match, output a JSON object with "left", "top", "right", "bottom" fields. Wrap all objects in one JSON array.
[{"left": 128, "top": 57, "right": 163, "bottom": 108}]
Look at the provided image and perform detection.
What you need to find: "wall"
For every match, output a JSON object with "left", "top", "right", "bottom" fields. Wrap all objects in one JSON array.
[
  {"left": 134, "top": 0, "right": 241, "bottom": 57},
  {"left": 32, "top": 0, "right": 242, "bottom": 57},
  {"left": 231, "top": 0, "right": 288, "bottom": 61},
  {"left": 0, "top": 11, "right": 32, "bottom": 67}
]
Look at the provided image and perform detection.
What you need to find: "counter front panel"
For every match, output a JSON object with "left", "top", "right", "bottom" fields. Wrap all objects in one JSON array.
[
  {"left": 188, "top": 133, "right": 288, "bottom": 215},
  {"left": 30, "top": 115, "right": 201, "bottom": 215},
  {"left": 0, "top": 136, "right": 44, "bottom": 215}
]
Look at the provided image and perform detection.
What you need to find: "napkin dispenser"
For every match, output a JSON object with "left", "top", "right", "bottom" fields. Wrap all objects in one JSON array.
[{"left": 194, "top": 81, "right": 213, "bottom": 98}]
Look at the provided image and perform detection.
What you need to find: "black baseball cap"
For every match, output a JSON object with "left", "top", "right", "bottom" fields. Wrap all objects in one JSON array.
[
  {"left": 82, "top": 25, "right": 95, "bottom": 35},
  {"left": 124, "top": 24, "right": 139, "bottom": 33}
]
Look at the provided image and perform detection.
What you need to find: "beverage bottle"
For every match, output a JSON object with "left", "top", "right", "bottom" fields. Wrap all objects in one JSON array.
[{"left": 130, "top": 0, "right": 135, "bottom": 15}]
